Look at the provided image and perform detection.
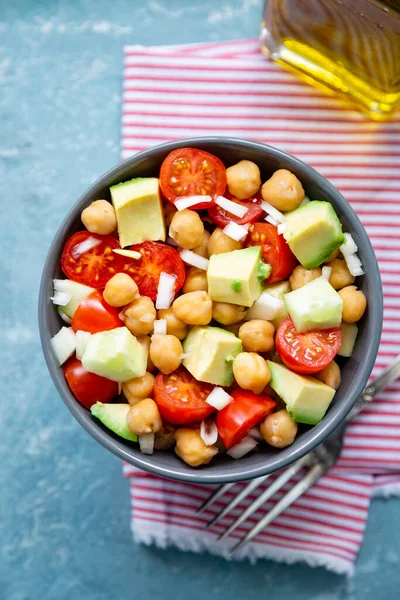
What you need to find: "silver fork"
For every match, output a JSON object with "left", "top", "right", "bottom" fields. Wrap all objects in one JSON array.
[{"left": 197, "top": 355, "right": 400, "bottom": 556}]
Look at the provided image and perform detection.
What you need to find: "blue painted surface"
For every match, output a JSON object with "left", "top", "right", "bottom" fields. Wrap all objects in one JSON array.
[{"left": 1, "top": 1, "right": 399, "bottom": 598}]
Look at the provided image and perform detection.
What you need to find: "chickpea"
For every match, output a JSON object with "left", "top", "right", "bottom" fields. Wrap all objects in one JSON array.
[
  {"left": 208, "top": 227, "right": 242, "bottom": 256},
  {"left": 212, "top": 302, "right": 247, "bottom": 326},
  {"left": 164, "top": 202, "right": 177, "bottom": 228},
  {"left": 169, "top": 209, "right": 204, "bottom": 249},
  {"left": 122, "top": 371, "right": 155, "bottom": 405},
  {"left": 81, "top": 200, "right": 117, "bottom": 235},
  {"left": 120, "top": 296, "right": 156, "bottom": 336},
  {"left": 126, "top": 398, "right": 162, "bottom": 435},
  {"left": 233, "top": 352, "right": 271, "bottom": 394},
  {"left": 103, "top": 273, "right": 139, "bottom": 307},
  {"left": 315, "top": 361, "right": 341, "bottom": 390},
  {"left": 328, "top": 259, "right": 355, "bottom": 290},
  {"left": 289, "top": 266, "right": 322, "bottom": 291},
  {"left": 137, "top": 335, "right": 156, "bottom": 373},
  {"left": 324, "top": 248, "right": 340, "bottom": 263},
  {"left": 261, "top": 169, "right": 305, "bottom": 212},
  {"left": 158, "top": 307, "right": 188, "bottom": 340},
  {"left": 192, "top": 230, "right": 210, "bottom": 258},
  {"left": 260, "top": 409, "right": 298, "bottom": 448},
  {"left": 182, "top": 267, "right": 208, "bottom": 294},
  {"left": 239, "top": 320, "right": 275, "bottom": 352},
  {"left": 174, "top": 428, "right": 218, "bottom": 467},
  {"left": 226, "top": 160, "right": 261, "bottom": 200},
  {"left": 150, "top": 334, "right": 183, "bottom": 374},
  {"left": 154, "top": 424, "right": 176, "bottom": 450},
  {"left": 173, "top": 291, "right": 212, "bottom": 325},
  {"left": 338, "top": 285, "right": 367, "bottom": 323}
]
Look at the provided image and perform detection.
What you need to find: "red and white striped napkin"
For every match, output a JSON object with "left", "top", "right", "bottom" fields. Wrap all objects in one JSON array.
[{"left": 121, "top": 40, "right": 400, "bottom": 575}]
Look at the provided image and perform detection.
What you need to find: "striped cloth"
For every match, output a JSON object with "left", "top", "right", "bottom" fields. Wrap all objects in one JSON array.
[{"left": 121, "top": 40, "right": 400, "bottom": 575}]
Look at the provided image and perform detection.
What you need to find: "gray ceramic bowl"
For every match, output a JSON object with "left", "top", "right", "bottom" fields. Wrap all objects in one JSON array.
[{"left": 39, "top": 137, "right": 383, "bottom": 484}]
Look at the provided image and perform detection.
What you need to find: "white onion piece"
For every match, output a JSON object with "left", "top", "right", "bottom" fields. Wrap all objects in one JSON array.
[
  {"left": 321, "top": 266, "right": 332, "bottom": 280},
  {"left": 227, "top": 436, "right": 258, "bottom": 459},
  {"left": 222, "top": 221, "right": 249, "bottom": 242},
  {"left": 215, "top": 195, "right": 248, "bottom": 218},
  {"left": 245, "top": 292, "right": 283, "bottom": 321},
  {"left": 175, "top": 195, "right": 212, "bottom": 211},
  {"left": 71, "top": 236, "right": 102, "bottom": 259},
  {"left": 153, "top": 319, "right": 167, "bottom": 335},
  {"left": 298, "top": 196, "right": 310, "bottom": 207},
  {"left": 75, "top": 330, "right": 91, "bottom": 361},
  {"left": 50, "top": 327, "right": 76, "bottom": 366},
  {"left": 261, "top": 201, "right": 287, "bottom": 224},
  {"left": 200, "top": 420, "right": 219, "bottom": 446},
  {"left": 340, "top": 232, "right": 358, "bottom": 257},
  {"left": 179, "top": 249, "right": 209, "bottom": 271},
  {"left": 156, "top": 271, "right": 177, "bottom": 309},
  {"left": 139, "top": 433, "right": 155, "bottom": 455},
  {"left": 51, "top": 290, "right": 72, "bottom": 306},
  {"left": 248, "top": 427, "right": 264, "bottom": 442},
  {"left": 166, "top": 236, "right": 179, "bottom": 247},
  {"left": 265, "top": 215, "right": 279, "bottom": 227},
  {"left": 53, "top": 279, "right": 72, "bottom": 292},
  {"left": 113, "top": 249, "right": 141, "bottom": 259},
  {"left": 345, "top": 253, "right": 365, "bottom": 277},
  {"left": 179, "top": 353, "right": 190, "bottom": 359},
  {"left": 59, "top": 310, "right": 72, "bottom": 325},
  {"left": 277, "top": 223, "right": 287, "bottom": 235},
  {"left": 206, "top": 387, "right": 233, "bottom": 410}
]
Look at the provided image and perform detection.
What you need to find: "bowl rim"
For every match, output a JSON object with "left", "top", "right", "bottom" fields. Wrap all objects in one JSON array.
[{"left": 39, "top": 136, "right": 383, "bottom": 484}]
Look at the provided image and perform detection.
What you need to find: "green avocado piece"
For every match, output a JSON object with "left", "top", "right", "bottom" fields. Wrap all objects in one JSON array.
[
  {"left": 283, "top": 201, "right": 344, "bottom": 268},
  {"left": 91, "top": 402, "right": 137, "bottom": 442},
  {"left": 207, "top": 246, "right": 268, "bottom": 307},
  {"left": 110, "top": 177, "right": 166, "bottom": 248},
  {"left": 183, "top": 326, "right": 242, "bottom": 386},
  {"left": 338, "top": 323, "right": 358, "bottom": 357},
  {"left": 267, "top": 361, "right": 336, "bottom": 425},
  {"left": 82, "top": 327, "right": 147, "bottom": 382}
]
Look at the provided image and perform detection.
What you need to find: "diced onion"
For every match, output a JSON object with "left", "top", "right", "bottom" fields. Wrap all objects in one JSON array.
[
  {"left": 227, "top": 436, "right": 258, "bottom": 459},
  {"left": 51, "top": 290, "right": 72, "bottom": 306},
  {"left": 215, "top": 195, "right": 248, "bottom": 218},
  {"left": 156, "top": 271, "right": 177, "bottom": 309},
  {"left": 246, "top": 292, "right": 283, "bottom": 321},
  {"left": 321, "top": 266, "right": 332, "bottom": 280},
  {"left": 265, "top": 215, "right": 279, "bottom": 227},
  {"left": 340, "top": 232, "right": 358, "bottom": 257},
  {"left": 113, "top": 249, "right": 141, "bottom": 259},
  {"left": 261, "top": 201, "right": 287, "bottom": 224},
  {"left": 59, "top": 310, "right": 72, "bottom": 325},
  {"left": 206, "top": 387, "right": 233, "bottom": 411},
  {"left": 299, "top": 196, "right": 310, "bottom": 207},
  {"left": 139, "top": 433, "right": 155, "bottom": 455},
  {"left": 345, "top": 253, "right": 365, "bottom": 277},
  {"left": 200, "top": 420, "right": 219, "bottom": 446},
  {"left": 248, "top": 427, "right": 264, "bottom": 442},
  {"left": 50, "top": 327, "right": 76, "bottom": 366},
  {"left": 75, "top": 330, "right": 91, "bottom": 360},
  {"left": 222, "top": 221, "right": 249, "bottom": 242},
  {"left": 71, "top": 236, "right": 102, "bottom": 259},
  {"left": 153, "top": 319, "right": 167, "bottom": 335},
  {"left": 175, "top": 195, "right": 213, "bottom": 211},
  {"left": 179, "top": 353, "right": 190, "bottom": 360},
  {"left": 179, "top": 249, "right": 209, "bottom": 271},
  {"left": 53, "top": 279, "right": 72, "bottom": 292},
  {"left": 277, "top": 223, "right": 287, "bottom": 235}
]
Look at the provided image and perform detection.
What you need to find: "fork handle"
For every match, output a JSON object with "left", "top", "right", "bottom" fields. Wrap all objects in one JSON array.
[{"left": 346, "top": 353, "right": 400, "bottom": 422}]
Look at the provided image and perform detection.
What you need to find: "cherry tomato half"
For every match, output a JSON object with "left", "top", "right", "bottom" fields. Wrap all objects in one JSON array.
[
  {"left": 64, "top": 357, "right": 118, "bottom": 409},
  {"left": 246, "top": 222, "right": 297, "bottom": 284},
  {"left": 208, "top": 190, "right": 264, "bottom": 228},
  {"left": 71, "top": 290, "right": 123, "bottom": 334},
  {"left": 61, "top": 231, "right": 124, "bottom": 288},
  {"left": 276, "top": 316, "right": 343, "bottom": 375},
  {"left": 123, "top": 241, "right": 186, "bottom": 301},
  {"left": 160, "top": 148, "right": 226, "bottom": 209},
  {"left": 216, "top": 389, "right": 276, "bottom": 449},
  {"left": 153, "top": 367, "right": 215, "bottom": 425}
]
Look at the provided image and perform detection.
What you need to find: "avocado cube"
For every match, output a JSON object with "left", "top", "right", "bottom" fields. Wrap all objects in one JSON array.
[
  {"left": 284, "top": 201, "right": 344, "bottom": 268},
  {"left": 207, "top": 246, "right": 269, "bottom": 307},
  {"left": 82, "top": 327, "right": 147, "bottom": 382},
  {"left": 183, "top": 326, "right": 242, "bottom": 386},
  {"left": 110, "top": 177, "right": 166, "bottom": 248},
  {"left": 267, "top": 361, "right": 336, "bottom": 425},
  {"left": 284, "top": 277, "right": 343, "bottom": 333},
  {"left": 91, "top": 403, "right": 137, "bottom": 442}
]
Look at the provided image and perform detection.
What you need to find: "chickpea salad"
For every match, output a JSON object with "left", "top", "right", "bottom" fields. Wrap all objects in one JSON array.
[{"left": 50, "top": 147, "right": 367, "bottom": 467}]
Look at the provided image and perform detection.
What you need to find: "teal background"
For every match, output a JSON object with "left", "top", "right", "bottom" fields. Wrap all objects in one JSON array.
[{"left": 1, "top": 1, "right": 399, "bottom": 598}]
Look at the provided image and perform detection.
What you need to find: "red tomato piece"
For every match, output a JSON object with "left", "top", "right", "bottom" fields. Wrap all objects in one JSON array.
[
  {"left": 153, "top": 367, "right": 215, "bottom": 425},
  {"left": 160, "top": 148, "right": 226, "bottom": 209},
  {"left": 123, "top": 241, "right": 185, "bottom": 301},
  {"left": 216, "top": 389, "right": 276, "bottom": 449},
  {"left": 246, "top": 222, "right": 297, "bottom": 285},
  {"left": 276, "top": 316, "right": 343, "bottom": 375},
  {"left": 208, "top": 190, "right": 264, "bottom": 228},
  {"left": 61, "top": 231, "right": 125, "bottom": 288},
  {"left": 72, "top": 290, "right": 123, "bottom": 334},
  {"left": 64, "top": 357, "right": 118, "bottom": 409}
]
